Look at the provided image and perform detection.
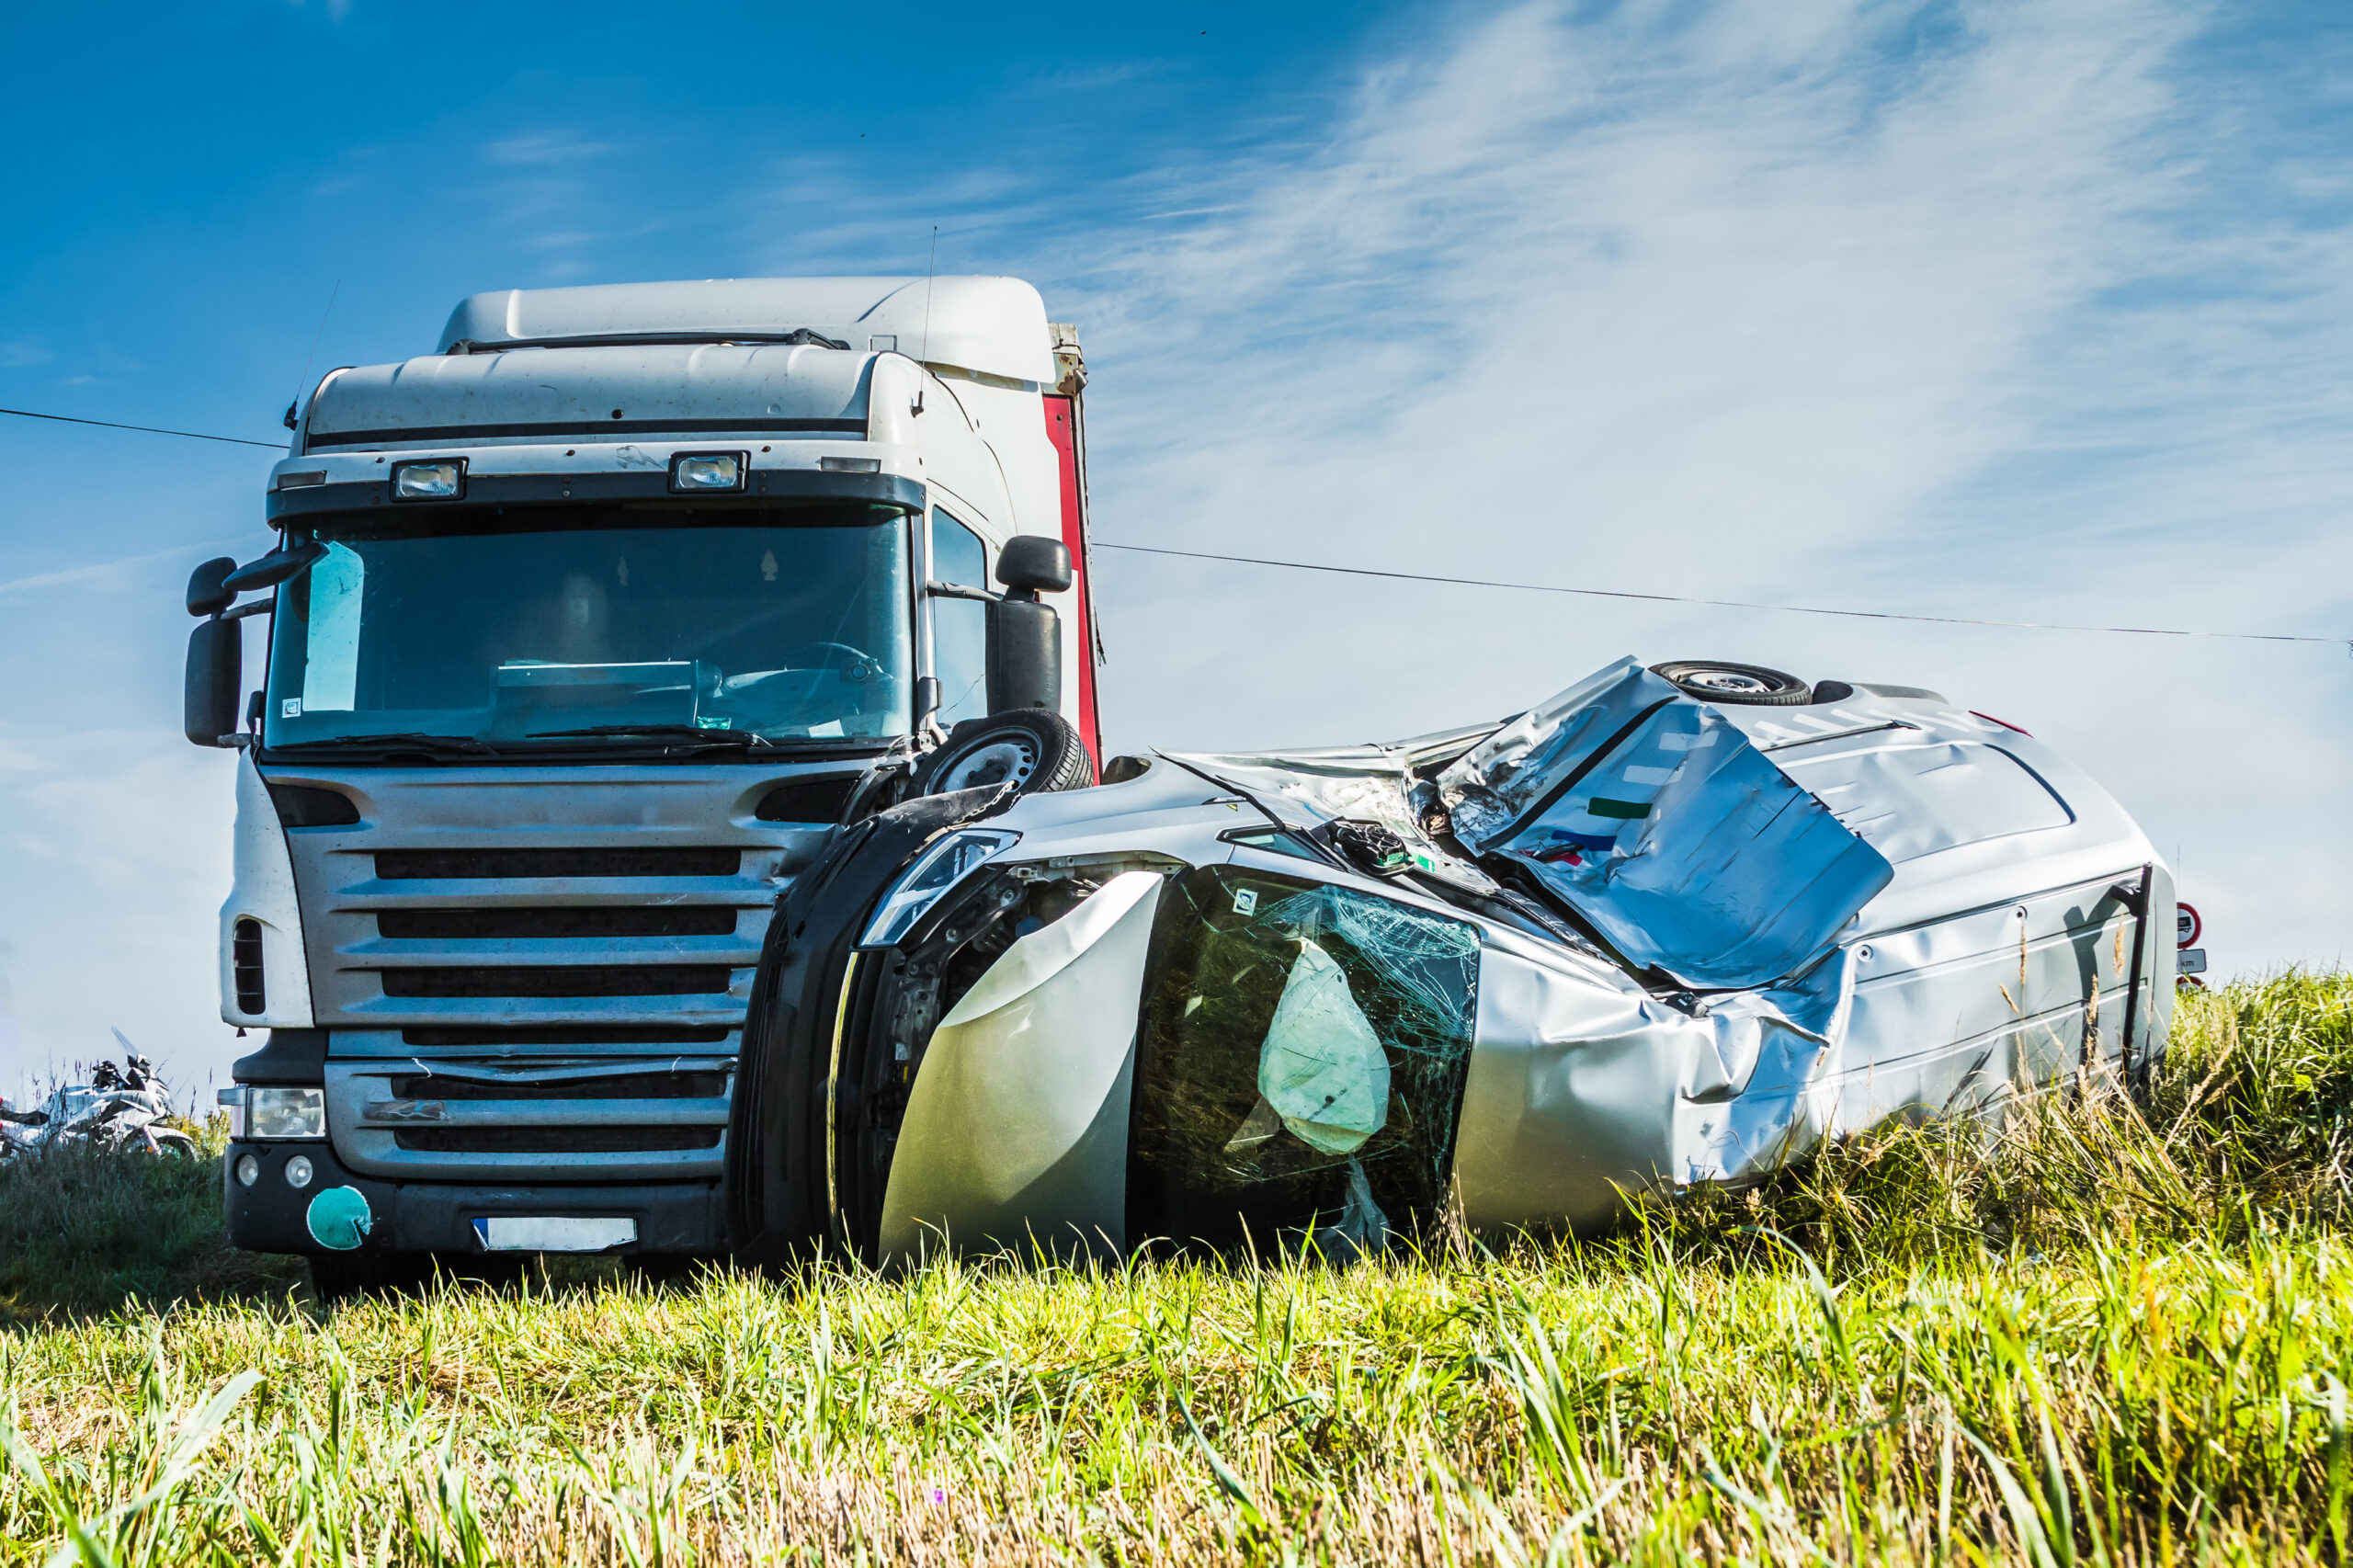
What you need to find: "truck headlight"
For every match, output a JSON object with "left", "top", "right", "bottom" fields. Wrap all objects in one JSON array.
[
  {"left": 669, "top": 451, "right": 745, "bottom": 492},
  {"left": 391, "top": 460, "right": 466, "bottom": 501},
  {"left": 858, "top": 828, "right": 1020, "bottom": 949},
  {"left": 246, "top": 1087, "right": 326, "bottom": 1139}
]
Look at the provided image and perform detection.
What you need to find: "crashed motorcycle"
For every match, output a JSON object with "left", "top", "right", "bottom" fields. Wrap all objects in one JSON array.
[
  {"left": 726, "top": 656, "right": 2172, "bottom": 1266},
  {"left": 0, "top": 1051, "right": 199, "bottom": 1162}
]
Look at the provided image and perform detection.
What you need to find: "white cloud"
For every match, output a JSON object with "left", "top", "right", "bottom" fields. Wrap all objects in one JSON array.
[
  {"left": 0, "top": 538, "right": 245, "bottom": 599},
  {"left": 1034, "top": 0, "right": 2350, "bottom": 975},
  {"left": 0, "top": 727, "right": 239, "bottom": 1104},
  {"left": 484, "top": 131, "right": 620, "bottom": 166}
]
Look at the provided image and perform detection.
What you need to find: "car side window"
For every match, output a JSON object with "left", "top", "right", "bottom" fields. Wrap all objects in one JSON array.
[{"left": 930, "top": 509, "right": 990, "bottom": 728}]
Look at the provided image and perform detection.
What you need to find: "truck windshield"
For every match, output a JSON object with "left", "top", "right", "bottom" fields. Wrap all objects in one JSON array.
[{"left": 261, "top": 501, "right": 914, "bottom": 753}]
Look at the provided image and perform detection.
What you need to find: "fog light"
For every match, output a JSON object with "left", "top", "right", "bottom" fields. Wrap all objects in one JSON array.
[
  {"left": 819, "top": 456, "right": 881, "bottom": 474},
  {"left": 234, "top": 1153, "right": 261, "bottom": 1187},
  {"left": 249, "top": 1086, "right": 325, "bottom": 1139},
  {"left": 284, "top": 1154, "right": 314, "bottom": 1189},
  {"left": 391, "top": 459, "right": 465, "bottom": 501},
  {"left": 669, "top": 451, "right": 745, "bottom": 492}
]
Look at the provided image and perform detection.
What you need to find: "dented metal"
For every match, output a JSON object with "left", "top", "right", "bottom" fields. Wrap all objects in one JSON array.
[{"left": 737, "top": 656, "right": 2173, "bottom": 1259}]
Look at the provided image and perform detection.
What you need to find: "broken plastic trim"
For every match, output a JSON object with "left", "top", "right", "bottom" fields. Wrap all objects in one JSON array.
[{"left": 858, "top": 828, "right": 1020, "bottom": 948}]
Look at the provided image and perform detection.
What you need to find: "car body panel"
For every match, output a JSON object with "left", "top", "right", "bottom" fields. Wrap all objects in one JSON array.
[
  {"left": 877, "top": 870, "right": 1163, "bottom": 1264},
  {"left": 747, "top": 656, "right": 2171, "bottom": 1256}
]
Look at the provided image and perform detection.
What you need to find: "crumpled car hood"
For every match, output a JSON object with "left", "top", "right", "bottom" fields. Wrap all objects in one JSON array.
[
  {"left": 1177, "top": 657, "right": 1895, "bottom": 991},
  {"left": 1437, "top": 658, "right": 1894, "bottom": 989}
]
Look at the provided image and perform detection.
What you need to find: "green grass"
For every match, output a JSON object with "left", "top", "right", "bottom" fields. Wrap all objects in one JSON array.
[{"left": 2, "top": 971, "right": 2349, "bottom": 1564}]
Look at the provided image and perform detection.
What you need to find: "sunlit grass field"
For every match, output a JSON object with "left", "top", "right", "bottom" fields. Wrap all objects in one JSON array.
[{"left": 3, "top": 972, "right": 2349, "bottom": 1564}]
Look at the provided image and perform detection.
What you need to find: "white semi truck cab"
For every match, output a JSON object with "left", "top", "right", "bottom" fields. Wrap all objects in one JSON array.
[{"left": 188, "top": 277, "right": 1101, "bottom": 1283}]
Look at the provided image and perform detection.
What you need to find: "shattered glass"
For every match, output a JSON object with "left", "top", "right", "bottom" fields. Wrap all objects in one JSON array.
[
  {"left": 1438, "top": 658, "right": 1894, "bottom": 989},
  {"left": 1128, "top": 867, "right": 1480, "bottom": 1254}
]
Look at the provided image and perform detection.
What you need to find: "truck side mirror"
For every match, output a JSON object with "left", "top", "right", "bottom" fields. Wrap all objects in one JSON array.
[
  {"left": 995, "top": 536, "right": 1072, "bottom": 596},
  {"left": 985, "top": 597, "right": 1061, "bottom": 714},
  {"left": 185, "top": 618, "right": 243, "bottom": 747},
  {"left": 983, "top": 537, "right": 1072, "bottom": 714},
  {"left": 188, "top": 557, "right": 238, "bottom": 618}
]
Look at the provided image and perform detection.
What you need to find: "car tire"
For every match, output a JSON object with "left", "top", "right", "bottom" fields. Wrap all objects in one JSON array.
[
  {"left": 1650, "top": 661, "right": 1813, "bottom": 706},
  {"left": 911, "top": 711, "right": 1095, "bottom": 798}
]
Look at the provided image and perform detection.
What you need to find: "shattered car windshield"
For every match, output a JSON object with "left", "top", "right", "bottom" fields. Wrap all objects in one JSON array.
[
  {"left": 261, "top": 501, "right": 915, "bottom": 751},
  {"left": 1129, "top": 865, "right": 1482, "bottom": 1253}
]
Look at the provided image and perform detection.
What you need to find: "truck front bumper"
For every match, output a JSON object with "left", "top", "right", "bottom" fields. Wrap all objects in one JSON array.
[{"left": 222, "top": 1140, "right": 723, "bottom": 1256}]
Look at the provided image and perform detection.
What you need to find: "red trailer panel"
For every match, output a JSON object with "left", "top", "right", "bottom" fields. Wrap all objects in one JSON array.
[{"left": 1042, "top": 393, "right": 1101, "bottom": 766}]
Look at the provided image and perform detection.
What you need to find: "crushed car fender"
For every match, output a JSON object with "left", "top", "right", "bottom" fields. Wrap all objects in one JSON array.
[{"left": 878, "top": 870, "right": 1165, "bottom": 1265}]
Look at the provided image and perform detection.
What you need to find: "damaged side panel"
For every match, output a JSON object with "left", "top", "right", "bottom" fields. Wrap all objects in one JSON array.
[
  {"left": 1455, "top": 867, "right": 2165, "bottom": 1238},
  {"left": 1454, "top": 937, "right": 1857, "bottom": 1234}
]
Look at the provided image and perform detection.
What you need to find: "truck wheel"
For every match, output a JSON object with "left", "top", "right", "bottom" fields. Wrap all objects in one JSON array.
[
  {"left": 1650, "top": 661, "right": 1813, "bottom": 706},
  {"left": 912, "top": 712, "right": 1095, "bottom": 798}
]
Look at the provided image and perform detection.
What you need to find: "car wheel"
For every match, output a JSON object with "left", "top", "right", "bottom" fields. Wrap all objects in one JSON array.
[
  {"left": 1650, "top": 661, "right": 1813, "bottom": 706},
  {"left": 911, "top": 711, "right": 1095, "bottom": 798}
]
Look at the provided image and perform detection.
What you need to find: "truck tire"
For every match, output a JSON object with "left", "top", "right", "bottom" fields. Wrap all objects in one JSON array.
[
  {"left": 911, "top": 711, "right": 1095, "bottom": 799},
  {"left": 1649, "top": 661, "right": 1813, "bottom": 706}
]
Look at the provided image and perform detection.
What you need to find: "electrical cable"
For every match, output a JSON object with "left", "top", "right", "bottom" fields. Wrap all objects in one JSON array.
[
  {"left": 1097, "top": 541, "right": 2349, "bottom": 650},
  {"left": 2, "top": 400, "right": 2340, "bottom": 650},
  {"left": 0, "top": 406, "right": 283, "bottom": 449}
]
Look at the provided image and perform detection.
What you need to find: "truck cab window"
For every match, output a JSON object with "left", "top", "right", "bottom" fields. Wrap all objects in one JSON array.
[
  {"left": 930, "top": 509, "right": 990, "bottom": 729},
  {"left": 261, "top": 502, "right": 916, "bottom": 752}
]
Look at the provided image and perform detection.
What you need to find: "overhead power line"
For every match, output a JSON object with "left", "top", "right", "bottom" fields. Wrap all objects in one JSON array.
[
  {"left": 3, "top": 401, "right": 2339, "bottom": 650},
  {"left": 1097, "top": 542, "right": 2349, "bottom": 650},
  {"left": 0, "top": 406, "right": 283, "bottom": 449}
]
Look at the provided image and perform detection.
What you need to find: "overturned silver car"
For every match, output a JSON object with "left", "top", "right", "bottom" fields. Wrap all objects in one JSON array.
[{"left": 726, "top": 657, "right": 2174, "bottom": 1265}]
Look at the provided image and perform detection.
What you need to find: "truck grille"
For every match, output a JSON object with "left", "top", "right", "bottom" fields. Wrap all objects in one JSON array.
[
  {"left": 393, "top": 1126, "right": 722, "bottom": 1154},
  {"left": 389, "top": 1071, "right": 729, "bottom": 1100},
  {"left": 375, "top": 846, "right": 742, "bottom": 879},
  {"left": 398, "top": 1026, "right": 732, "bottom": 1047},
  {"left": 272, "top": 760, "right": 847, "bottom": 1181},
  {"left": 381, "top": 966, "right": 735, "bottom": 998},
  {"left": 379, "top": 908, "right": 737, "bottom": 939}
]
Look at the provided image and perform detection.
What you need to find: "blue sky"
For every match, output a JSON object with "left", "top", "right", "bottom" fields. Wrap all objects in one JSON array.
[{"left": 2, "top": 0, "right": 2348, "bottom": 1095}]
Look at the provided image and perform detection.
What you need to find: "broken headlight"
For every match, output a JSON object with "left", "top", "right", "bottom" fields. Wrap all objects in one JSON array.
[{"left": 858, "top": 827, "right": 1021, "bottom": 949}]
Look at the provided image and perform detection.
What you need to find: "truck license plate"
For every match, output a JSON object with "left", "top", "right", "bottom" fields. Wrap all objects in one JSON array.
[{"left": 472, "top": 1216, "right": 636, "bottom": 1252}]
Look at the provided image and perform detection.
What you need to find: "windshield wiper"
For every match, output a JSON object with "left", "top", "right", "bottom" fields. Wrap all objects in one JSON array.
[
  {"left": 274, "top": 733, "right": 504, "bottom": 756},
  {"left": 525, "top": 725, "right": 773, "bottom": 747}
]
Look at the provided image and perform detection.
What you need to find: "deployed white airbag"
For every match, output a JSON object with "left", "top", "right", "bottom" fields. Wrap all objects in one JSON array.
[{"left": 1255, "top": 940, "right": 1391, "bottom": 1155}]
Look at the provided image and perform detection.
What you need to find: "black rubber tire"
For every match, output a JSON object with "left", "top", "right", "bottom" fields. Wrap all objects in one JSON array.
[
  {"left": 910, "top": 711, "right": 1095, "bottom": 798},
  {"left": 1650, "top": 661, "right": 1813, "bottom": 706}
]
